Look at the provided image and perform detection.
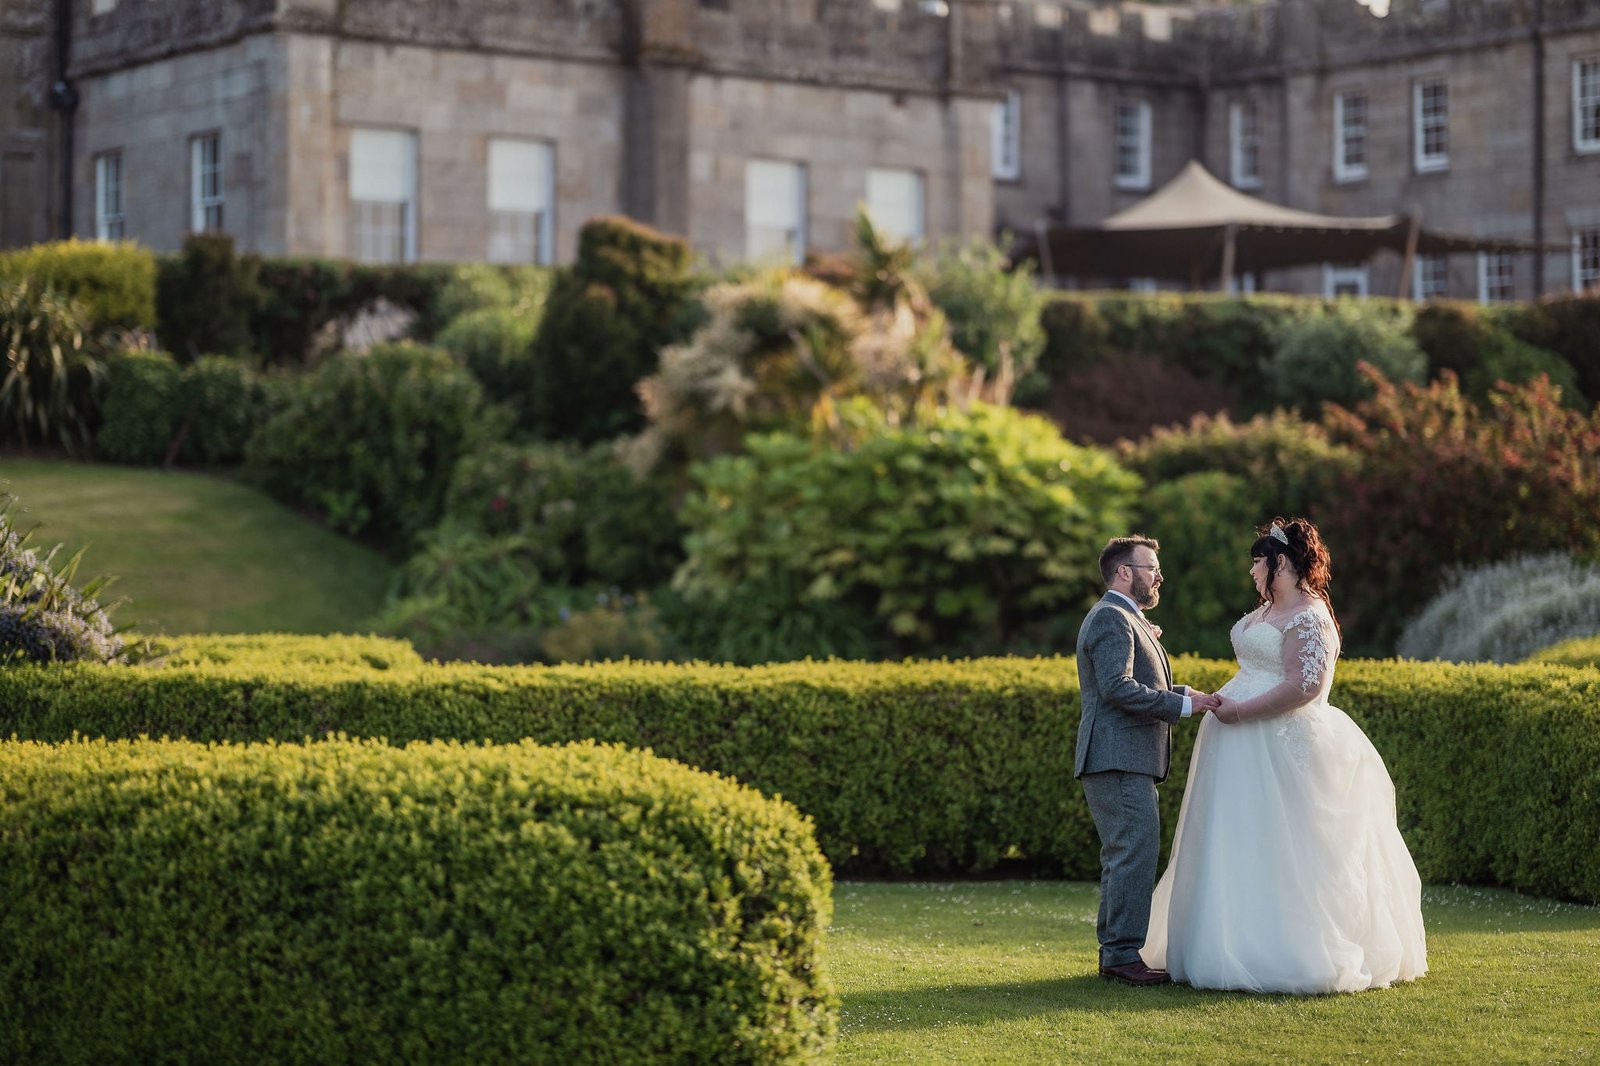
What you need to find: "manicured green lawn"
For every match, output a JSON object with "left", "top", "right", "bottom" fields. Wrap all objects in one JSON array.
[
  {"left": 830, "top": 881, "right": 1600, "bottom": 1065},
  {"left": 0, "top": 459, "right": 394, "bottom": 635}
]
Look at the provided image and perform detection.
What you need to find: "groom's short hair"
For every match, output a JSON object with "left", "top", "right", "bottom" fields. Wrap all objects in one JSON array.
[{"left": 1099, "top": 535, "right": 1160, "bottom": 585}]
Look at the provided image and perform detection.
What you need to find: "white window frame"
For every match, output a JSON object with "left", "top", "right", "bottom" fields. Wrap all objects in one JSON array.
[
  {"left": 190, "top": 132, "right": 223, "bottom": 233},
  {"left": 744, "top": 158, "right": 808, "bottom": 264},
  {"left": 1476, "top": 252, "right": 1514, "bottom": 303},
  {"left": 992, "top": 89, "right": 1022, "bottom": 181},
  {"left": 1323, "top": 264, "right": 1369, "bottom": 299},
  {"left": 864, "top": 166, "right": 925, "bottom": 244},
  {"left": 1225, "top": 272, "right": 1257, "bottom": 295},
  {"left": 1229, "top": 98, "right": 1262, "bottom": 190},
  {"left": 1113, "top": 98, "right": 1152, "bottom": 191},
  {"left": 1413, "top": 254, "right": 1448, "bottom": 300},
  {"left": 94, "top": 151, "right": 124, "bottom": 241},
  {"left": 1413, "top": 78, "right": 1450, "bottom": 174},
  {"left": 1574, "top": 228, "right": 1600, "bottom": 293},
  {"left": 1128, "top": 277, "right": 1159, "bottom": 293},
  {"left": 486, "top": 138, "right": 555, "bottom": 265},
  {"left": 348, "top": 127, "right": 418, "bottom": 264},
  {"left": 1575, "top": 57, "right": 1600, "bottom": 155},
  {"left": 1333, "top": 91, "right": 1368, "bottom": 184}
]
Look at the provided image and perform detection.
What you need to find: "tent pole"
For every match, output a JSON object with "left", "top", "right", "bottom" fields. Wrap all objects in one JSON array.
[
  {"left": 1219, "top": 224, "right": 1237, "bottom": 292},
  {"left": 1034, "top": 218, "right": 1056, "bottom": 286},
  {"left": 1398, "top": 216, "right": 1420, "bottom": 300}
]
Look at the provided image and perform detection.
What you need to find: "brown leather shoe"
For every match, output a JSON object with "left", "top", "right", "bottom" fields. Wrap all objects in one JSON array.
[{"left": 1099, "top": 960, "right": 1172, "bottom": 986}]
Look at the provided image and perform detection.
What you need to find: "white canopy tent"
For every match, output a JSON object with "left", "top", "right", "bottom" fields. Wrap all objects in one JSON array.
[{"left": 1021, "top": 161, "right": 1556, "bottom": 296}]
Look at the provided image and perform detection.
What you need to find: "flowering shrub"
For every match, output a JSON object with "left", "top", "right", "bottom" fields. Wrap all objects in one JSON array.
[
  {"left": 1322, "top": 368, "right": 1600, "bottom": 653},
  {"left": 0, "top": 508, "right": 125, "bottom": 665},
  {"left": 1398, "top": 554, "right": 1600, "bottom": 664}
]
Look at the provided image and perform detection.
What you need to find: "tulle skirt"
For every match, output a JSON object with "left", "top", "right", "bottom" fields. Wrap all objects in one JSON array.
[{"left": 1141, "top": 675, "right": 1428, "bottom": 993}]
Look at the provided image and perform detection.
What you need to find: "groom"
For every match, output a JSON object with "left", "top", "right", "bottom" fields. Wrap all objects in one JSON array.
[{"left": 1075, "top": 535, "right": 1217, "bottom": 986}]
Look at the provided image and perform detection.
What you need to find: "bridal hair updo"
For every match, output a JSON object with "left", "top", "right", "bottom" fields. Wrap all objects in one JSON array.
[{"left": 1251, "top": 516, "right": 1336, "bottom": 617}]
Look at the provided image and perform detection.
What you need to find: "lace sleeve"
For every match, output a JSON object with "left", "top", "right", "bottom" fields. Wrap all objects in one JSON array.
[
  {"left": 1284, "top": 606, "right": 1338, "bottom": 695},
  {"left": 1214, "top": 604, "right": 1338, "bottom": 724}
]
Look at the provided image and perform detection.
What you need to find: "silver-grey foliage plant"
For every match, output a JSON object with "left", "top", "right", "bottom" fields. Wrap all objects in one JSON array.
[{"left": 1397, "top": 553, "right": 1600, "bottom": 664}]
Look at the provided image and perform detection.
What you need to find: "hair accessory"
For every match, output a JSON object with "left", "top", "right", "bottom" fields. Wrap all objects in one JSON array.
[{"left": 1268, "top": 523, "right": 1290, "bottom": 546}]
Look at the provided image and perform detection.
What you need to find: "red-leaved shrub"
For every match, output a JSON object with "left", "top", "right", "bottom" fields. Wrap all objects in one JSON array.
[{"left": 1319, "top": 366, "right": 1600, "bottom": 653}]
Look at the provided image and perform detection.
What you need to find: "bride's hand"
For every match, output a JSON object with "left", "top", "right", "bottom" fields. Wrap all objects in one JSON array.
[{"left": 1212, "top": 697, "right": 1238, "bottom": 724}]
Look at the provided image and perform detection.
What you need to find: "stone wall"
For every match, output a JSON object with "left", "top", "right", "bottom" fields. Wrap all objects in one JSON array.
[
  {"left": 7, "top": 0, "right": 1598, "bottom": 298},
  {"left": 0, "top": 0, "right": 53, "bottom": 246}
]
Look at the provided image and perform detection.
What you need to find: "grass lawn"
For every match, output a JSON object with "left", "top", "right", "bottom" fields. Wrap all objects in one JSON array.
[
  {"left": 0, "top": 458, "right": 394, "bottom": 635},
  {"left": 830, "top": 881, "right": 1600, "bottom": 1065}
]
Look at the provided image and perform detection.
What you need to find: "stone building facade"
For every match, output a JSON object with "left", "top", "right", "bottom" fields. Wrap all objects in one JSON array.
[{"left": 3, "top": 0, "right": 1598, "bottom": 298}]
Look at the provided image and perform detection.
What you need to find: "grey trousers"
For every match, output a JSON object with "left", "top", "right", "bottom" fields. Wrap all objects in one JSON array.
[{"left": 1080, "top": 769, "right": 1161, "bottom": 968}]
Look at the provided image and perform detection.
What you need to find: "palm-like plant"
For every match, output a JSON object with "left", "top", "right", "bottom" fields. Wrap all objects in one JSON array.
[{"left": 0, "top": 281, "right": 107, "bottom": 454}]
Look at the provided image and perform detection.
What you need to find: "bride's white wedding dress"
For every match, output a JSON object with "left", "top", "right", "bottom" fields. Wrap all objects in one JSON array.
[{"left": 1141, "top": 599, "right": 1428, "bottom": 993}]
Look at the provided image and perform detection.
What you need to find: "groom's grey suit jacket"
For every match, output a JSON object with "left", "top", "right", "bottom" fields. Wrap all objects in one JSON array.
[{"left": 1074, "top": 592, "right": 1187, "bottom": 783}]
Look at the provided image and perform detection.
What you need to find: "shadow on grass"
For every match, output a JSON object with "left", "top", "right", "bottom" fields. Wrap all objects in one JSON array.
[{"left": 841, "top": 973, "right": 1222, "bottom": 1035}]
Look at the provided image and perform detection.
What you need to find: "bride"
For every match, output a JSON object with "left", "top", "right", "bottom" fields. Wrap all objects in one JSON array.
[{"left": 1141, "top": 517, "right": 1428, "bottom": 993}]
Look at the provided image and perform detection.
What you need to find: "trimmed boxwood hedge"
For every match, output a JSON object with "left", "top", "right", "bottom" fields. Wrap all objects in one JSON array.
[
  {"left": 0, "top": 736, "right": 835, "bottom": 1064},
  {"left": 1524, "top": 636, "right": 1600, "bottom": 670},
  {"left": 3, "top": 638, "right": 1597, "bottom": 902}
]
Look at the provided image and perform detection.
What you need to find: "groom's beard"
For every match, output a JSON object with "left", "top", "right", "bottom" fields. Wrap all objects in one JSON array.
[{"left": 1132, "top": 574, "right": 1160, "bottom": 610}]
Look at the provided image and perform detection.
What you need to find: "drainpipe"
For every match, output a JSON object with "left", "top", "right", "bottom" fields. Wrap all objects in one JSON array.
[
  {"left": 1531, "top": 0, "right": 1546, "bottom": 294},
  {"left": 47, "top": 0, "right": 79, "bottom": 238}
]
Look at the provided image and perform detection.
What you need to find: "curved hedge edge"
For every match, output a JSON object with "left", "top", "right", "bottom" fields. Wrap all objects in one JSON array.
[{"left": 0, "top": 736, "right": 837, "bottom": 1064}]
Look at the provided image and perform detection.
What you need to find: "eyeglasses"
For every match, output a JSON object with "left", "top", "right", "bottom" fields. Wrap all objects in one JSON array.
[{"left": 1124, "top": 564, "right": 1162, "bottom": 577}]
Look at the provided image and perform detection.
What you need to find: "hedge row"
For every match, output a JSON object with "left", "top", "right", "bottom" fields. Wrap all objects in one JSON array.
[
  {"left": 5, "top": 638, "right": 1597, "bottom": 902},
  {"left": 0, "top": 736, "right": 835, "bottom": 1064},
  {"left": 1524, "top": 636, "right": 1600, "bottom": 670}
]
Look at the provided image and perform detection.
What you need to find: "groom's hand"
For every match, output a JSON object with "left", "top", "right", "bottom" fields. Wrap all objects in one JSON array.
[{"left": 1190, "top": 692, "right": 1221, "bottom": 715}]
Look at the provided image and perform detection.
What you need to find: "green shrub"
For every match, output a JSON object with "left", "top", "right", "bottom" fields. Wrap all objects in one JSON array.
[
  {"left": 431, "top": 262, "right": 552, "bottom": 324},
  {"left": 1397, "top": 554, "right": 1600, "bottom": 663},
  {"left": 1037, "top": 297, "right": 1111, "bottom": 379},
  {"left": 528, "top": 216, "right": 695, "bottom": 442},
  {"left": 178, "top": 354, "right": 263, "bottom": 465},
  {"left": 657, "top": 574, "right": 885, "bottom": 665},
  {"left": 0, "top": 737, "right": 836, "bottom": 1063},
  {"left": 3, "top": 647, "right": 1597, "bottom": 903},
  {"left": 1322, "top": 370, "right": 1600, "bottom": 653},
  {"left": 917, "top": 238, "right": 1047, "bottom": 398},
  {"left": 0, "top": 281, "right": 107, "bottom": 453},
  {"left": 1413, "top": 300, "right": 1581, "bottom": 404},
  {"left": 1117, "top": 409, "right": 1359, "bottom": 521},
  {"left": 243, "top": 343, "right": 492, "bottom": 553},
  {"left": 0, "top": 238, "right": 157, "bottom": 331},
  {"left": 1268, "top": 300, "right": 1425, "bottom": 411},
  {"left": 0, "top": 504, "right": 126, "bottom": 664},
  {"left": 676, "top": 402, "right": 1141, "bottom": 655},
  {"left": 1495, "top": 292, "right": 1600, "bottom": 404},
  {"left": 154, "top": 233, "right": 263, "bottom": 361},
  {"left": 1043, "top": 293, "right": 1317, "bottom": 410},
  {"left": 434, "top": 306, "right": 540, "bottom": 414},
  {"left": 1524, "top": 636, "right": 1600, "bottom": 669},
  {"left": 380, "top": 528, "right": 555, "bottom": 640},
  {"left": 439, "top": 440, "right": 684, "bottom": 593},
  {"left": 98, "top": 351, "right": 266, "bottom": 467},
  {"left": 1135, "top": 471, "right": 1264, "bottom": 658},
  {"left": 537, "top": 595, "right": 670, "bottom": 663},
  {"left": 95, "top": 350, "right": 183, "bottom": 464}
]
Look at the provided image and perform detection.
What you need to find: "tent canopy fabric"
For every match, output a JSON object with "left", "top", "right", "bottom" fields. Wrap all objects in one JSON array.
[{"left": 1022, "top": 161, "right": 1554, "bottom": 286}]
